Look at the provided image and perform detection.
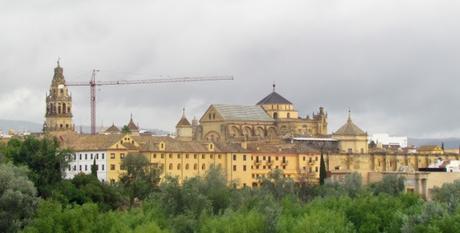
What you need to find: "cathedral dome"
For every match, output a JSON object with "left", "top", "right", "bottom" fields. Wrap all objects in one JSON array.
[{"left": 256, "top": 84, "right": 292, "bottom": 105}]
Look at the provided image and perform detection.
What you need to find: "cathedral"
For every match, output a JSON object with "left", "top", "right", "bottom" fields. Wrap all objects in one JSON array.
[
  {"left": 43, "top": 61, "right": 75, "bottom": 132},
  {"left": 176, "top": 84, "right": 328, "bottom": 143}
]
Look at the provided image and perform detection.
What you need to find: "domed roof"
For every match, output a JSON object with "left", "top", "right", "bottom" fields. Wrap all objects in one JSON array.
[
  {"left": 105, "top": 123, "right": 120, "bottom": 133},
  {"left": 256, "top": 84, "right": 292, "bottom": 105},
  {"left": 176, "top": 108, "right": 192, "bottom": 127},
  {"left": 334, "top": 112, "right": 367, "bottom": 136}
]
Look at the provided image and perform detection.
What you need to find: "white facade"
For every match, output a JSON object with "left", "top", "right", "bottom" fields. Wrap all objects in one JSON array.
[
  {"left": 65, "top": 150, "right": 108, "bottom": 182},
  {"left": 369, "top": 133, "right": 408, "bottom": 148}
]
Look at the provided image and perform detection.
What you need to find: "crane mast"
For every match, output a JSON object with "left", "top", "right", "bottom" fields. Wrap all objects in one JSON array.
[{"left": 67, "top": 70, "right": 233, "bottom": 135}]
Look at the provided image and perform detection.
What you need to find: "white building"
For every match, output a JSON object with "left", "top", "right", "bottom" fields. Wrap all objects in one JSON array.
[
  {"left": 66, "top": 150, "right": 108, "bottom": 182},
  {"left": 369, "top": 133, "right": 408, "bottom": 148}
]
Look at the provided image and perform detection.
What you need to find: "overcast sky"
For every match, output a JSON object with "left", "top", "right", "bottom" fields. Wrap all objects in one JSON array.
[{"left": 1, "top": 0, "right": 460, "bottom": 137}]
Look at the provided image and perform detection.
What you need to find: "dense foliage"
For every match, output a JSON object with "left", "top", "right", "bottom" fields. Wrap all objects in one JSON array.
[{"left": 3, "top": 137, "right": 460, "bottom": 232}]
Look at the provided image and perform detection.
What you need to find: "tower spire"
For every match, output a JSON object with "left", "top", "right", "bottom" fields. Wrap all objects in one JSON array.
[
  {"left": 348, "top": 109, "right": 352, "bottom": 122},
  {"left": 272, "top": 82, "right": 276, "bottom": 92},
  {"left": 57, "top": 57, "right": 61, "bottom": 67},
  {"left": 182, "top": 107, "right": 186, "bottom": 118}
]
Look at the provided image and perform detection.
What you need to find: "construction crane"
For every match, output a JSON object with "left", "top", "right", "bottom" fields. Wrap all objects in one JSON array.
[{"left": 66, "top": 69, "right": 233, "bottom": 135}]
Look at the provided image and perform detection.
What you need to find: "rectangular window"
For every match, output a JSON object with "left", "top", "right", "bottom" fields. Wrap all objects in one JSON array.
[
  {"left": 243, "top": 155, "right": 247, "bottom": 161},
  {"left": 73, "top": 165, "right": 76, "bottom": 171},
  {"left": 79, "top": 154, "right": 82, "bottom": 160},
  {"left": 161, "top": 154, "right": 164, "bottom": 159},
  {"left": 315, "top": 167, "right": 318, "bottom": 172},
  {"left": 121, "top": 153, "right": 125, "bottom": 159},
  {"left": 218, "top": 154, "right": 221, "bottom": 159},
  {"left": 194, "top": 154, "right": 197, "bottom": 159},
  {"left": 303, "top": 157, "right": 306, "bottom": 161},
  {"left": 102, "top": 165, "right": 105, "bottom": 171},
  {"left": 153, "top": 154, "right": 157, "bottom": 159},
  {"left": 96, "top": 165, "right": 99, "bottom": 171},
  {"left": 79, "top": 165, "right": 82, "bottom": 171},
  {"left": 243, "top": 165, "right": 247, "bottom": 171},
  {"left": 233, "top": 165, "right": 237, "bottom": 171},
  {"left": 85, "top": 154, "right": 88, "bottom": 160},
  {"left": 169, "top": 154, "right": 172, "bottom": 158},
  {"left": 315, "top": 156, "right": 318, "bottom": 161},
  {"left": 91, "top": 154, "right": 93, "bottom": 160},
  {"left": 233, "top": 154, "right": 236, "bottom": 161},
  {"left": 186, "top": 154, "right": 189, "bottom": 159},
  {"left": 202, "top": 154, "right": 205, "bottom": 159},
  {"left": 210, "top": 154, "right": 214, "bottom": 159},
  {"left": 110, "top": 153, "right": 115, "bottom": 159},
  {"left": 85, "top": 165, "right": 87, "bottom": 171},
  {"left": 178, "top": 154, "right": 181, "bottom": 159},
  {"left": 110, "top": 164, "right": 115, "bottom": 170},
  {"left": 102, "top": 153, "right": 105, "bottom": 159}
]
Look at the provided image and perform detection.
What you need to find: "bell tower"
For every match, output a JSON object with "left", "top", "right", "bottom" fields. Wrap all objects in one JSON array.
[{"left": 43, "top": 59, "right": 74, "bottom": 132}]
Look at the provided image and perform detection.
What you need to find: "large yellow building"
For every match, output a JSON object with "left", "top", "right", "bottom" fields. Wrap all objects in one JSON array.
[
  {"left": 194, "top": 85, "right": 328, "bottom": 143},
  {"left": 39, "top": 63, "right": 456, "bottom": 191}
]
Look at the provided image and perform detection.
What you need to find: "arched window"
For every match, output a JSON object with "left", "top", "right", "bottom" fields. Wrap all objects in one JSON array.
[
  {"left": 185, "top": 164, "right": 189, "bottom": 170},
  {"left": 177, "top": 164, "right": 181, "bottom": 170},
  {"left": 202, "top": 164, "right": 206, "bottom": 170},
  {"left": 273, "top": 112, "right": 278, "bottom": 119},
  {"left": 169, "top": 164, "right": 173, "bottom": 170},
  {"left": 287, "top": 112, "right": 290, "bottom": 118},
  {"left": 63, "top": 103, "right": 66, "bottom": 113}
]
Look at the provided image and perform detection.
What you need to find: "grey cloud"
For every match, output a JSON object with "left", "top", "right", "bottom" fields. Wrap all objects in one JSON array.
[{"left": 1, "top": 0, "right": 460, "bottom": 136}]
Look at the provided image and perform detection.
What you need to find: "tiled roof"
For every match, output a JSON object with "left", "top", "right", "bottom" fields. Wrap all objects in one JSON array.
[
  {"left": 105, "top": 124, "right": 120, "bottom": 133},
  {"left": 257, "top": 91, "right": 292, "bottom": 105},
  {"left": 60, "top": 134, "right": 123, "bottom": 151},
  {"left": 334, "top": 118, "right": 366, "bottom": 136},
  {"left": 176, "top": 117, "right": 191, "bottom": 127},
  {"left": 212, "top": 104, "right": 274, "bottom": 122}
]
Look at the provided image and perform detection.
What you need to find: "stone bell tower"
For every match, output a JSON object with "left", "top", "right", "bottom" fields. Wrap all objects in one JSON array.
[{"left": 43, "top": 60, "right": 75, "bottom": 132}]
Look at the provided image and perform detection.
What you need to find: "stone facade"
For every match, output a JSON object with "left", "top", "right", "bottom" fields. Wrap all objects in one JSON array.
[{"left": 43, "top": 61, "right": 74, "bottom": 132}]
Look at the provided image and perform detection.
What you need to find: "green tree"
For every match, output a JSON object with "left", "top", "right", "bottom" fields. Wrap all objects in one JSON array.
[
  {"left": 120, "top": 153, "right": 161, "bottom": 206},
  {"left": 121, "top": 125, "right": 131, "bottom": 134},
  {"left": 91, "top": 158, "right": 97, "bottom": 177},
  {"left": 431, "top": 179, "right": 460, "bottom": 212},
  {"left": 319, "top": 151, "right": 327, "bottom": 185},
  {"left": 371, "top": 174, "right": 405, "bottom": 196},
  {"left": 259, "top": 169, "right": 295, "bottom": 200},
  {"left": 0, "top": 163, "right": 39, "bottom": 233},
  {"left": 5, "top": 137, "right": 71, "bottom": 197},
  {"left": 200, "top": 210, "right": 267, "bottom": 233},
  {"left": 280, "top": 209, "right": 356, "bottom": 233}
]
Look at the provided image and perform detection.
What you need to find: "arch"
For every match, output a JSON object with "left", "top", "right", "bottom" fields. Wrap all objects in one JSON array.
[
  {"left": 255, "top": 127, "right": 266, "bottom": 138},
  {"left": 229, "top": 126, "right": 241, "bottom": 137},
  {"left": 273, "top": 112, "right": 278, "bottom": 119},
  {"left": 267, "top": 127, "right": 277, "bottom": 138},
  {"left": 204, "top": 131, "right": 221, "bottom": 142},
  {"left": 242, "top": 126, "right": 253, "bottom": 137}
]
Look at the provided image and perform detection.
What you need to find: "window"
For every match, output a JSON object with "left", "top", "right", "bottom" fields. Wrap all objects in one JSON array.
[
  {"left": 79, "top": 165, "right": 82, "bottom": 171},
  {"left": 303, "top": 157, "right": 306, "bottom": 161},
  {"left": 275, "top": 156, "right": 279, "bottom": 161},
  {"left": 169, "top": 154, "right": 172, "bottom": 159},
  {"left": 315, "top": 156, "right": 318, "bottom": 161},
  {"left": 315, "top": 167, "right": 318, "bottom": 172},
  {"left": 178, "top": 154, "right": 181, "bottom": 159},
  {"left": 282, "top": 166, "right": 286, "bottom": 169},
  {"left": 194, "top": 154, "right": 197, "bottom": 159},
  {"left": 169, "top": 164, "right": 173, "bottom": 170},
  {"left": 96, "top": 165, "right": 98, "bottom": 171},
  {"left": 233, "top": 165, "right": 237, "bottom": 171},
  {"left": 110, "top": 153, "right": 115, "bottom": 159},
  {"left": 91, "top": 154, "right": 93, "bottom": 160},
  {"left": 96, "top": 153, "right": 99, "bottom": 159},
  {"left": 153, "top": 154, "right": 157, "bottom": 159},
  {"left": 243, "top": 165, "right": 247, "bottom": 171},
  {"left": 73, "top": 165, "right": 76, "bottom": 171},
  {"left": 202, "top": 164, "right": 206, "bottom": 170},
  {"left": 79, "top": 154, "right": 82, "bottom": 160},
  {"left": 243, "top": 155, "right": 247, "bottom": 161},
  {"left": 185, "top": 164, "right": 189, "bottom": 170},
  {"left": 68, "top": 165, "right": 71, "bottom": 171},
  {"left": 110, "top": 164, "right": 115, "bottom": 170},
  {"left": 186, "top": 154, "right": 189, "bottom": 159},
  {"left": 85, "top": 165, "right": 88, "bottom": 171},
  {"left": 194, "top": 164, "right": 198, "bottom": 170},
  {"left": 177, "top": 164, "right": 181, "bottom": 170},
  {"left": 102, "top": 165, "right": 104, "bottom": 171},
  {"left": 210, "top": 154, "right": 213, "bottom": 159},
  {"left": 102, "top": 153, "right": 105, "bottom": 159},
  {"left": 309, "top": 157, "right": 312, "bottom": 163},
  {"left": 120, "top": 153, "right": 125, "bottom": 159},
  {"left": 263, "top": 156, "right": 266, "bottom": 161},
  {"left": 161, "top": 154, "right": 164, "bottom": 159},
  {"left": 85, "top": 154, "right": 88, "bottom": 160},
  {"left": 218, "top": 154, "right": 221, "bottom": 159},
  {"left": 263, "top": 166, "right": 266, "bottom": 169},
  {"left": 202, "top": 154, "right": 205, "bottom": 159},
  {"left": 233, "top": 154, "right": 236, "bottom": 161}
]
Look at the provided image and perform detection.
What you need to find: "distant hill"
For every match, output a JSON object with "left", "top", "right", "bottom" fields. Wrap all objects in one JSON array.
[
  {"left": 0, "top": 119, "right": 43, "bottom": 133},
  {"left": 408, "top": 138, "right": 460, "bottom": 149},
  {"left": 0, "top": 119, "right": 170, "bottom": 135}
]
